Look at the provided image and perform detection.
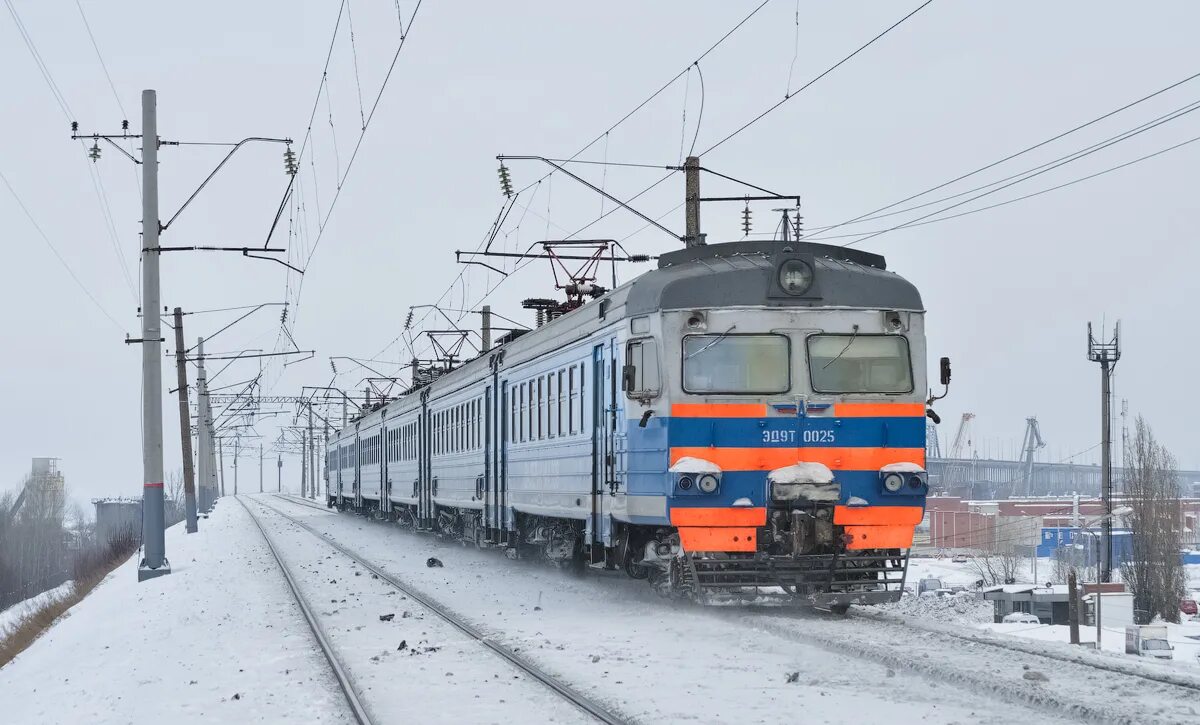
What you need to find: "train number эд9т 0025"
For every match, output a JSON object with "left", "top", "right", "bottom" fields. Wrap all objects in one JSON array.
[{"left": 761, "top": 429, "right": 836, "bottom": 444}]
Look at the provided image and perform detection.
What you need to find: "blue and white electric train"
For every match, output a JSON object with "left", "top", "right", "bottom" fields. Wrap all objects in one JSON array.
[{"left": 326, "top": 240, "right": 947, "bottom": 609}]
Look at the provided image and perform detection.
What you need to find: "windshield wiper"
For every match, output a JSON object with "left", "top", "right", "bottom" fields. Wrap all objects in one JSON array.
[
  {"left": 821, "top": 324, "right": 859, "bottom": 369},
  {"left": 685, "top": 324, "right": 737, "bottom": 360}
]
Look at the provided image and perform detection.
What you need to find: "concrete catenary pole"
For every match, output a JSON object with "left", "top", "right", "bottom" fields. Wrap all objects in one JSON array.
[
  {"left": 308, "top": 405, "right": 316, "bottom": 499},
  {"left": 481, "top": 304, "right": 492, "bottom": 352},
  {"left": 300, "top": 430, "right": 308, "bottom": 497},
  {"left": 259, "top": 444, "right": 264, "bottom": 493},
  {"left": 195, "top": 338, "right": 209, "bottom": 514},
  {"left": 277, "top": 454, "right": 282, "bottom": 493},
  {"left": 138, "top": 89, "right": 170, "bottom": 580},
  {"left": 683, "top": 155, "right": 703, "bottom": 247},
  {"left": 233, "top": 437, "right": 239, "bottom": 496},
  {"left": 172, "top": 308, "right": 198, "bottom": 533},
  {"left": 219, "top": 441, "right": 226, "bottom": 497}
]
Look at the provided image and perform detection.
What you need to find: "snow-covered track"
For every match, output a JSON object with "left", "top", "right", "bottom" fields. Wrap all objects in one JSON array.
[
  {"left": 743, "top": 608, "right": 1200, "bottom": 725},
  {"left": 852, "top": 608, "right": 1200, "bottom": 694},
  {"left": 236, "top": 496, "right": 374, "bottom": 725},
  {"left": 259, "top": 495, "right": 631, "bottom": 725}
]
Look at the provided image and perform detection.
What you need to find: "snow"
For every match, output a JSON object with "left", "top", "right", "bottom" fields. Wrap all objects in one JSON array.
[
  {"left": 730, "top": 497, "right": 754, "bottom": 507},
  {"left": 668, "top": 456, "right": 721, "bottom": 473},
  {"left": 846, "top": 496, "right": 869, "bottom": 507},
  {"left": 767, "top": 461, "right": 834, "bottom": 484},
  {"left": 7, "top": 493, "right": 1196, "bottom": 722},
  {"left": 0, "top": 580, "right": 74, "bottom": 635},
  {"left": 880, "top": 462, "right": 925, "bottom": 473},
  {"left": 0, "top": 502, "right": 351, "bottom": 723}
]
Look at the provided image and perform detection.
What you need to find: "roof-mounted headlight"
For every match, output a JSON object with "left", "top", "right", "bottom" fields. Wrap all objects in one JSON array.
[{"left": 778, "top": 259, "right": 814, "bottom": 296}]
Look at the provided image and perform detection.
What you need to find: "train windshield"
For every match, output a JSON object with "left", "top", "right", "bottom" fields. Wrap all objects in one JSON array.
[
  {"left": 807, "top": 334, "right": 913, "bottom": 394},
  {"left": 682, "top": 333, "right": 789, "bottom": 394}
]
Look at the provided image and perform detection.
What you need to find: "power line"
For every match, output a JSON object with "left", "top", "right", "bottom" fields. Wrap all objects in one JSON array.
[
  {"left": 698, "top": 0, "right": 934, "bottom": 157},
  {"left": 805, "top": 70, "right": 1200, "bottom": 240},
  {"left": 803, "top": 133, "right": 1200, "bottom": 243},
  {"left": 839, "top": 99, "right": 1200, "bottom": 247},
  {"left": 0, "top": 168, "right": 124, "bottom": 331},
  {"left": 74, "top": 0, "right": 126, "bottom": 118}
]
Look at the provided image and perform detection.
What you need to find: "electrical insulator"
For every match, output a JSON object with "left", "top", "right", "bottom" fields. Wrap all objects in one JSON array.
[
  {"left": 330, "top": 359, "right": 338, "bottom": 375},
  {"left": 283, "top": 147, "right": 298, "bottom": 176},
  {"left": 403, "top": 309, "right": 414, "bottom": 330},
  {"left": 121, "top": 119, "right": 129, "bottom": 132},
  {"left": 497, "top": 163, "right": 514, "bottom": 198},
  {"left": 741, "top": 202, "right": 752, "bottom": 236},
  {"left": 88, "top": 141, "right": 102, "bottom": 162},
  {"left": 70, "top": 121, "right": 78, "bottom": 133}
]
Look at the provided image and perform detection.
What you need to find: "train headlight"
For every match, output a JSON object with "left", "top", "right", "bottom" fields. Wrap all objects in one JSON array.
[
  {"left": 909, "top": 475, "right": 925, "bottom": 489},
  {"left": 697, "top": 474, "right": 719, "bottom": 494},
  {"left": 678, "top": 476, "right": 694, "bottom": 491},
  {"left": 778, "top": 259, "right": 814, "bottom": 296},
  {"left": 883, "top": 473, "right": 905, "bottom": 492}
]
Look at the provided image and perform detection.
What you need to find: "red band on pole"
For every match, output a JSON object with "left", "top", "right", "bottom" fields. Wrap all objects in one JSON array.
[{"left": 144, "top": 482, "right": 164, "bottom": 488}]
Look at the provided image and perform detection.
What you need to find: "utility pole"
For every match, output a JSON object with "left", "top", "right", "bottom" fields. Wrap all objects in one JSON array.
[
  {"left": 219, "top": 442, "right": 226, "bottom": 497},
  {"left": 300, "top": 430, "right": 308, "bottom": 497},
  {"left": 1068, "top": 569, "right": 1080, "bottom": 645},
  {"left": 277, "top": 454, "right": 282, "bottom": 493},
  {"left": 308, "top": 405, "right": 316, "bottom": 500},
  {"left": 233, "top": 437, "right": 239, "bottom": 496},
  {"left": 481, "top": 304, "right": 492, "bottom": 352},
  {"left": 1087, "top": 322, "right": 1121, "bottom": 583},
  {"left": 172, "top": 308, "right": 198, "bottom": 533},
  {"left": 259, "top": 444, "right": 264, "bottom": 493},
  {"left": 683, "top": 155, "right": 703, "bottom": 247},
  {"left": 137, "top": 90, "right": 169, "bottom": 581},
  {"left": 195, "top": 337, "right": 209, "bottom": 514}
]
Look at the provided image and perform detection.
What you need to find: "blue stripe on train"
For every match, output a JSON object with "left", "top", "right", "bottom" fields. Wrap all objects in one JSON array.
[{"left": 664, "top": 416, "right": 925, "bottom": 449}]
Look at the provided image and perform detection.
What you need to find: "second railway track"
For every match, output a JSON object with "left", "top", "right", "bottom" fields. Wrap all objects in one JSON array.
[{"left": 242, "top": 495, "right": 631, "bottom": 725}]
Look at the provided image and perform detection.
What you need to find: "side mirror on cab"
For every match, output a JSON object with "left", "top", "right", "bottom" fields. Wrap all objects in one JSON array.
[
  {"left": 940, "top": 356, "right": 951, "bottom": 386},
  {"left": 621, "top": 363, "right": 636, "bottom": 392}
]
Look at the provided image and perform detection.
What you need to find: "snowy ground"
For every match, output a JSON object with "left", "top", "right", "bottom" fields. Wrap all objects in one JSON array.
[
  {"left": 3, "top": 495, "right": 1197, "bottom": 723},
  {"left": 258, "top": 495, "right": 1057, "bottom": 724},
  {"left": 0, "top": 503, "right": 351, "bottom": 724},
  {"left": 0, "top": 579, "right": 74, "bottom": 635}
]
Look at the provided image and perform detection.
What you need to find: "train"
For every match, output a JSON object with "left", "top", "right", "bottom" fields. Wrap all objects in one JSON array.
[{"left": 325, "top": 239, "right": 949, "bottom": 611}]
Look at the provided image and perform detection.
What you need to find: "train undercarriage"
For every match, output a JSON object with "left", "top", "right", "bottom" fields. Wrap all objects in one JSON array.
[{"left": 328, "top": 495, "right": 908, "bottom": 611}]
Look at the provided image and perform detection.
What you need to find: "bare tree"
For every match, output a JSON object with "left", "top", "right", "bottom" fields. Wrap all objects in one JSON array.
[
  {"left": 969, "top": 550, "right": 1022, "bottom": 586},
  {"left": 1120, "top": 416, "right": 1187, "bottom": 624},
  {"left": 164, "top": 468, "right": 185, "bottom": 526}
]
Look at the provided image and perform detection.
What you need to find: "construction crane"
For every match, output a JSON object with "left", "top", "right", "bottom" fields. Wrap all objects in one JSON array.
[
  {"left": 948, "top": 413, "right": 976, "bottom": 459},
  {"left": 1019, "top": 416, "right": 1046, "bottom": 496}
]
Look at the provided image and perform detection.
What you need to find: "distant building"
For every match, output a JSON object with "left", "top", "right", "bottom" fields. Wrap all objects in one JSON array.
[
  {"left": 26, "top": 457, "right": 66, "bottom": 521},
  {"left": 93, "top": 498, "right": 141, "bottom": 547}
]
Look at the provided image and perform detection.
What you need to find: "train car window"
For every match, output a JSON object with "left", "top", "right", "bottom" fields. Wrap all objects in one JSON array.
[
  {"left": 537, "top": 376, "right": 547, "bottom": 439},
  {"left": 568, "top": 367, "right": 575, "bottom": 434},
  {"left": 682, "top": 333, "right": 790, "bottom": 394},
  {"left": 578, "top": 363, "right": 586, "bottom": 433},
  {"left": 519, "top": 383, "right": 527, "bottom": 443},
  {"left": 556, "top": 370, "right": 565, "bottom": 436},
  {"left": 807, "top": 334, "right": 913, "bottom": 394},
  {"left": 624, "top": 338, "right": 661, "bottom": 398}
]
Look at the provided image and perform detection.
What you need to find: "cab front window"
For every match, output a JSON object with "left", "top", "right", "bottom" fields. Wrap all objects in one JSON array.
[
  {"left": 807, "top": 334, "right": 913, "bottom": 394},
  {"left": 682, "top": 333, "right": 789, "bottom": 394}
]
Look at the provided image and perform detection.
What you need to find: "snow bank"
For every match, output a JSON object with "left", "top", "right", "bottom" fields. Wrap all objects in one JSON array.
[
  {"left": 768, "top": 462, "right": 833, "bottom": 484},
  {"left": 669, "top": 456, "right": 721, "bottom": 473},
  {"left": 874, "top": 591, "right": 993, "bottom": 626},
  {"left": 0, "top": 580, "right": 74, "bottom": 635}
]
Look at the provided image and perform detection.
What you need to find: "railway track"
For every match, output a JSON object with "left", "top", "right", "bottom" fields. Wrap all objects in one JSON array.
[
  {"left": 236, "top": 496, "right": 373, "bottom": 725},
  {"left": 250, "top": 495, "right": 630, "bottom": 725}
]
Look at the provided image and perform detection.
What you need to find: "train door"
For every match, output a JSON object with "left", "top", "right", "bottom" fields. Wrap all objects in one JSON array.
[
  {"left": 418, "top": 396, "right": 433, "bottom": 529},
  {"left": 354, "top": 434, "right": 362, "bottom": 509},
  {"left": 590, "top": 340, "right": 617, "bottom": 559},
  {"left": 483, "top": 383, "right": 497, "bottom": 542},
  {"left": 381, "top": 423, "right": 392, "bottom": 515}
]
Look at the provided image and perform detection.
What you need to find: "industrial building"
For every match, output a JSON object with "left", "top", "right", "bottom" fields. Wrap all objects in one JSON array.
[{"left": 93, "top": 498, "right": 141, "bottom": 547}]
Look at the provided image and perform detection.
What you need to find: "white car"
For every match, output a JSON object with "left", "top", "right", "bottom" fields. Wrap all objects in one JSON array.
[
  {"left": 951, "top": 553, "right": 969, "bottom": 563},
  {"left": 1002, "top": 612, "right": 1040, "bottom": 624}
]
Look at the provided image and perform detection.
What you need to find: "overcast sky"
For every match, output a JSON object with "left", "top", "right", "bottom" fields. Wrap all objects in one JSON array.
[{"left": 3, "top": 1, "right": 1199, "bottom": 509}]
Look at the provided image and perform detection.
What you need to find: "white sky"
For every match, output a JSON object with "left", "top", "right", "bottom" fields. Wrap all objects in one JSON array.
[{"left": 3, "top": 1, "right": 1199, "bottom": 508}]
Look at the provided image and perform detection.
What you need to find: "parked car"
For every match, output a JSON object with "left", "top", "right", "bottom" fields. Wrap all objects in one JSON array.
[
  {"left": 1125, "top": 625, "right": 1173, "bottom": 660},
  {"left": 1180, "top": 599, "right": 1198, "bottom": 616},
  {"left": 918, "top": 577, "right": 944, "bottom": 595},
  {"left": 951, "top": 553, "right": 969, "bottom": 563},
  {"left": 1002, "top": 612, "right": 1041, "bottom": 624}
]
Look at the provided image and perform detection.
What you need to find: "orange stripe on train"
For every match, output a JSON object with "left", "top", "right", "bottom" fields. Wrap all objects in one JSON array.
[
  {"left": 670, "top": 506, "right": 767, "bottom": 527},
  {"left": 677, "top": 526, "right": 758, "bottom": 553},
  {"left": 831, "top": 402, "right": 926, "bottom": 418},
  {"left": 843, "top": 524, "right": 915, "bottom": 550},
  {"left": 671, "top": 403, "right": 767, "bottom": 418},
  {"left": 669, "top": 447, "right": 925, "bottom": 472}
]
